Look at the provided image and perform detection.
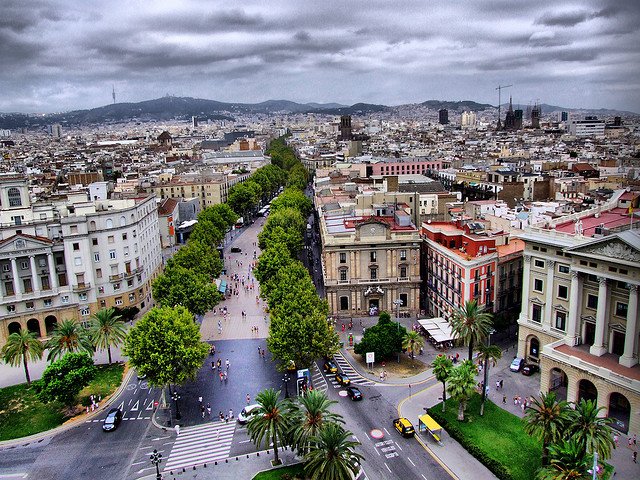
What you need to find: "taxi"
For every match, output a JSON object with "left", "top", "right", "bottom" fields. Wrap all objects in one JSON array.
[
  {"left": 335, "top": 371, "right": 351, "bottom": 386},
  {"left": 393, "top": 417, "right": 415, "bottom": 438}
]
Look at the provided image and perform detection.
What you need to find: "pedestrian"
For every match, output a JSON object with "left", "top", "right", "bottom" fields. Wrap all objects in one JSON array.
[
  {"left": 207, "top": 403, "right": 211, "bottom": 417},
  {"left": 634, "top": 451, "right": 637, "bottom": 463},
  {"left": 175, "top": 424, "right": 180, "bottom": 435},
  {"left": 613, "top": 434, "right": 619, "bottom": 447},
  {"left": 502, "top": 395, "right": 507, "bottom": 404},
  {"left": 198, "top": 395, "right": 203, "bottom": 404},
  {"left": 225, "top": 359, "right": 230, "bottom": 370},
  {"left": 261, "top": 348, "right": 265, "bottom": 358},
  {"left": 633, "top": 433, "right": 637, "bottom": 446},
  {"left": 201, "top": 405, "right": 205, "bottom": 418},
  {"left": 246, "top": 393, "right": 250, "bottom": 405},
  {"left": 380, "top": 371, "right": 384, "bottom": 382},
  {"left": 496, "top": 380, "right": 500, "bottom": 390},
  {"left": 219, "top": 411, "right": 224, "bottom": 421},
  {"left": 219, "top": 371, "right": 223, "bottom": 382},
  {"left": 629, "top": 437, "right": 634, "bottom": 447},
  {"left": 229, "top": 409, "right": 233, "bottom": 419}
]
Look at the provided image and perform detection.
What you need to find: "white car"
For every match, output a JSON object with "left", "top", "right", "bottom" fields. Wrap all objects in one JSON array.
[
  {"left": 237, "top": 404, "right": 262, "bottom": 424},
  {"left": 510, "top": 357, "right": 524, "bottom": 372}
]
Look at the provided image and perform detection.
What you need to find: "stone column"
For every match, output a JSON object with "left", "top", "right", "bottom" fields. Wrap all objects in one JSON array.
[
  {"left": 386, "top": 249, "right": 392, "bottom": 279},
  {"left": 519, "top": 255, "right": 531, "bottom": 321},
  {"left": 544, "top": 260, "right": 556, "bottom": 326},
  {"left": 47, "top": 253, "right": 58, "bottom": 289},
  {"left": 566, "top": 270, "right": 582, "bottom": 345},
  {"left": 620, "top": 284, "right": 639, "bottom": 368},
  {"left": 590, "top": 277, "right": 609, "bottom": 356},
  {"left": 10, "top": 258, "right": 20, "bottom": 296},
  {"left": 29, "top": 256, "right": 38, "bottom": 293}
]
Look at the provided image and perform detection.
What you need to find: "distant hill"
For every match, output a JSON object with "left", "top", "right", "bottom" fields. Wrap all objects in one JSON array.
[{"left": 420, "top": 100, "right": 494, "bottom": 112}]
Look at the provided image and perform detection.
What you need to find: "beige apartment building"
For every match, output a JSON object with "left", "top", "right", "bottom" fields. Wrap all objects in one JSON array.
[{"left": 517, "top": 198, "right": 640, "bottom": 434}]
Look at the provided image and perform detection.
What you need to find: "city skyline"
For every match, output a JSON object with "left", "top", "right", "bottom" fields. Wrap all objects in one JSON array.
[{"left": 2, "top": 0, "right": 639, "bottom": 113}]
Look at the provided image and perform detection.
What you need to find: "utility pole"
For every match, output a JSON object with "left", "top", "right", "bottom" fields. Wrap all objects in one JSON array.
[{"left": 495, "top": 84, "right": 513, "bottom": 130}]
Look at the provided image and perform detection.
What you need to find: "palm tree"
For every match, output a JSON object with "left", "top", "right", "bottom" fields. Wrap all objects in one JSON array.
[
  {"left": 523, "top": 392, "right": 573, "bottom": 466},
  {"left": 537, "top": 438, "right": 591, "bottom": 480},
  {"left": 304, "top": 422, "right": 363, "bottom": 480},
  {"left": 89, "top": 308, "right": 126, "bottom": 364},
  {"left": 1, "top": 329, "right": 44, "bottom": 385},
  {"left": 402, "top": 330, "right": 425, "bottom": 361},
  {"left": 45, "top": 319, "right": 94, "bottom": 361},
  {"left": 568, "top": 399, "right": 614, "bottom": 461},
  {"left": 448, "top": 300, "right": 493, "bottom": 360},
  {"left": 447, "top": 361, "right": 477, "bottom": 421},
  {"left": 247, "top": 388, "right": 289, "bottom": 465},
  {"left": 432, "top": 354, "right": 453, "bottom": 412},
  {"left": 289, "top": 390, "right": 344, "bottom": 455},
  {"left": 476, "top": 343, "right": 502, "bottom": 416}
]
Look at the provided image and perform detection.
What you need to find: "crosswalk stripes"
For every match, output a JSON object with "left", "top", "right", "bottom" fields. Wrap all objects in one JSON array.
[
  {"left": 310, "top": 364, "right": 328, "bottom": 393},
  {"left": 333, "top": 353, "right": 376, "bottom": 386},
  {"left": 163, "top": 421, "right": 235, "bottom": 472}
]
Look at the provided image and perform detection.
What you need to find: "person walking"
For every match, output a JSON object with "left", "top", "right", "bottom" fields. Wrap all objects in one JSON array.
[
  {"left": 246, "top": 393, "right": 250, "bottom": 405},
  {"left": 201, "top": 405, "right": 205, "bottom": 418},
  {"left": 225, "top": 359, "right": 230, "bottom": 370},
  {"left": 206, "top": 403, "right": 212, "bottom": 418},
  {"left": 229, "top": 409, "right": 233, "bottom": 419},
  {"left": 198, "top": 395, "right": 203, "bottom": 404}
]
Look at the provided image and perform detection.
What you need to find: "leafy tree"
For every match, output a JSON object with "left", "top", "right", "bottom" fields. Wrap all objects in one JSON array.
[
  {"left": 258, "top": 208, "right": 305, "bottom": 256},
  {"left": 304, "top": 422, "right": 363, "bottom": 480},
  {"left": 523, "top": 392, "right": 573, "bottom": 466},
  {"left": 1, "top": 329, "right": 44, "bottom": 385},
  {"left": 254, "top": 241, "right": 293, "bottom": 297},
  {"left": 568, "top": 399, "right": 614, "bottom": 461},
  {"left": 270, "top": 188, "right": 312, "bottom": 218},
  {"left": 266, "top": 261, "right": 322, "bottom": 314},
  {"left": 432, "top": 354, "right": 453, "bottom": 412},
  {"left": 447, "top": 361, "right": 477, "bottom": 421},
  {"left": 45, "top": 319, "right": 94, "bottom": 361},
  {"left": 402, "top": 330, "right": 424, "bottom": 360},
  {"left": 189, "top": 219, "right": 224, "bottom": 250},
  {"left": 475, "top": 343, "right": 502, "bottom": 415},
  {"left": 37, "top": 353, "right": 97, "bottom": 407},
  {"left": 354, "top": 314, "right": 406, "bottom": 361},
  {"left": 448, "top": 300, "right": 493, "bottom": 360},
  {"left": 537, "top": 438, "right": 591, "bottom": 480},
  {"left": 227, "top": 182, "right": 259, "bottom": 219},
  {"left": 113, "top": 305, "right": 139, "bottom": 322},
  {"left": 168, "top": 240, "right": 223, "bottom": 280},
  {"left": 247, "top": 388, "right": 290, "bottom": 465},
  {"left": 152, "top": 265, "right": 221, "bottom": 316},
  {"left": 123, "top": 306, "right": 209, "bottom": 388},
  {"left": 89, "top": 307, "right": 127, "bottom": 364},
  {"left": 198, "top": 203, "right": 238, "bottom": 232},
  {"left": 289, "top": 390, "right": 344, "bottom": 455}
]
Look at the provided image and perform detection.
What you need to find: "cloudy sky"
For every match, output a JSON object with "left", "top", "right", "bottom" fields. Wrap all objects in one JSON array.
[{"left": 2, "top": 0, "right": 639, "bottom": 113}]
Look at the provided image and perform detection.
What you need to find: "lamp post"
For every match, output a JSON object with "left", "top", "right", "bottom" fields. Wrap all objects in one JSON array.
[
  {"left": 480, "top": 328, "right": 496, "bottom": 416},
  {"left": 150, "top": 448, "right": 162, "bottom": 480},
  {"left": 393, "top": 299, "right": 403, "bottom": 363},
  {"left": 282, "top": 373, "right": 290, "bottom": 399},
  {"left": 170, "top": 389, "right": 181, "bottom": 420}
]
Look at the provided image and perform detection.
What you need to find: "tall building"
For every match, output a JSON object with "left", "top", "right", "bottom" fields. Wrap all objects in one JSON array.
[
  {"left": 503, "top": 96, "right": 516, "bottom": 130},
  {"left": 567, "top": 117, "right": 606, "bottom": 137},
  {"left": 531, "top": 104, "right": 541, "bottom": 129},
  {"left": 0, "top": 177, "right": 162, "bottom": 349},
  {"left": 460, "top": 111, "right": 477, "bottom": 129},
  {"left": 49, "top": 124, "right": 62, "bottom": 138},
  {"left": 514, "top": 109, "right": 523, "bottom": 130},
  {"left": 438, "top": 109, "right": 449, "bottom": 125},
  {"left": 338, "top": 115, "right": 352, "bottom": 141},
  {"left": 517, "top": 194, "right": 640, "bottom": 434},
  {"left": 192, "top": 116, "right": 198, "bottom": 129}
]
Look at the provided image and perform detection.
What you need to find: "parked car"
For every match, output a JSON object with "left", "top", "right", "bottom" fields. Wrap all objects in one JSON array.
[
  {"left": 238, "top": 404, "right": 262, "bottom": 424},
  {"left": 346, "top": 386, "right": 363, "bottom": 401},
  {"left": 323, "top": 360, "right": 338, "bottom": 374},
  {"left": 510, "top": 357, "right": 525, "bottom": 372},
  {"left": 393, "top": 417, "right": 415, "bottom": 438},
  {"left": 230, "top": 247, "right": 242, "bottom": 253},
  {"left": 102, "top": 408, "right": 123, "bottom": 432},
  {"left": 335, "top": 371, "right": 351, "bottom": 386},
  {"left": 522, "top": 363, "right": 540, "bottom": 376}
]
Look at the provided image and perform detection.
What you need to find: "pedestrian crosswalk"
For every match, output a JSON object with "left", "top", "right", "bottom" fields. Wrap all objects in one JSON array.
[
  {"left": 311, "top": 364, "right": 328, "bottom": 393},
  {"left": 332, "top": 353, "right": 376, "bottom": 386},
  {"left": 163, "top": 421, "right": 235, "bottom": 472}
]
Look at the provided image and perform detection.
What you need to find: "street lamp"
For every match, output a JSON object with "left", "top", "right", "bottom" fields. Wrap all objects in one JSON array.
[
  {"left": 480, "top": 328, "right": 496, "bottom": 416},
  {"left": 150, "top": 449, "right": 162, "bottom": 480},
  {"left": 170, "top": 389, "right": 181, "bottom": 420},
  {"left": 282, "top": 373, "right": 290, "bottom": 399},
  {"left": 393, "top": 299, "right": 403, "bottom": 363}
]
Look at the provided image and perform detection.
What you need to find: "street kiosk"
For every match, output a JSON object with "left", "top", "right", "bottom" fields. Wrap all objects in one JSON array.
[{"left": 418, "top": 414, "right": 443, "bottom": 444}]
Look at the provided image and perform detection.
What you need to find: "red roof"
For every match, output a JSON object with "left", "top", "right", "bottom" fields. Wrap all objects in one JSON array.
[{"left": 555, "top": 208, "right": 636, "bottom": 236}]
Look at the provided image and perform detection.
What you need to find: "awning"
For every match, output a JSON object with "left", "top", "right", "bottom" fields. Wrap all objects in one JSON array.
[
  {"left": 417, "top": 317, "right": 454, "bottom": 343},
  {"left": 218, "top": 280, "right": 227, "bottom": 294},
  {"left": 418, "top": 414, "right": 442, "bottom": 443}
]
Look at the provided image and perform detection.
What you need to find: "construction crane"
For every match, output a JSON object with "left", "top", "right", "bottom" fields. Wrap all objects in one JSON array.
[{"left": 495, "top": 84, "right": 513, "bottom": 129}]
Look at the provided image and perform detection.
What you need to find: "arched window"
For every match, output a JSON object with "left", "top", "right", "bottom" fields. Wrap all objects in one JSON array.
[
  {"left": 7, "top": 187, "right": 22, "bottom": 207},
  {"left": 106, "top": 218, "right": 113, "bottom": 229},
  {"left": 89, "top": 220, "right": 96, "bottom": 231},
  {"left": 120, "top": 216, "right": 126, "bottom": 227}
]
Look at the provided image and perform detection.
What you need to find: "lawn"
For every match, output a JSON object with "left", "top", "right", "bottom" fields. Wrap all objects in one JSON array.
[
  {"left": 253, "top": 463, "right": 306, "bottom": 480},
  {"left": 346, "top": 349, "right": 428, "bottom": 377},
  {"left": 429, "top": 394, "right": 542, "bottom": 480},
  {"left": 0, "top": 362, "right": 125, "bottom": 441}
]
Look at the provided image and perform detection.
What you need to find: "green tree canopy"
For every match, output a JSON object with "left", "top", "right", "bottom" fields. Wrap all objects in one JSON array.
[
  {"left": 123, "top": 306, "right": 209, "bottom": 388},
  {"left": 258, "top": 208, "right": 305, "bottom": 255},
  {"left": 189, "top": 219, "right": 224, "bottom": 250},
  {"left": 1, "top": 329, "right": 44, "bottom": 385},
  {"left": 270, "top": 188, "right": 313, "bottom": 218},
  {"left": 447, "top": 361, "right": 477, "bottom": 421},
  {"left": 254, "top": 241, "right": 293, "bottom": 295},
  {"left": 197, "top": 203, "right": 238, "bottom": 232},
  {"left": 247, "top": 388, "right": 291, "bottom": 465},
  {"left": 354, "top": 314, "right": 406, "bottom": 361},
  {"left": 432, "top": 354, "right": 453, "bottom": 412},
  {"left": 288, "top": 390, "right": 343, "bottom": 455},
  {"left": 168, "top": 240, "right": 223, "bottom": 280},
  {"left": 228, "top": 182, "right": 259, "bottom": 219},
  {"left": 304, "top": 422, "right": 363, "bottom": 480},
  {"left": 152, "top": 265, "right": 221, "bottom": 316},
  {"left": 267, "top": 261, "right": 323, "bottom": 313},
  {"left": 523, "top": 392, "right": 573, "bottom": 466},
  {"left": 537, "top": 438, "right": 591, "bottom": 480},
  {"left": 89, "top": 307, "right": 127, "bottom": 365},
  {"left": 45, "top": 319, "right": 94, "bottom": 362},
  {"left": 568, "top": 399, "right": 614, "bottom": 461},
  {"left": 37, "top": 353, "right": 97, "bottom": 407},
  {"left": 402, "top": 330, "right": 425, "bottom": 360},
  {"left": 287, "top": 163, "right": 309, "bottom": 190},
  {"left": 448, "top": 300, "right": 494, "bottom": 360}
]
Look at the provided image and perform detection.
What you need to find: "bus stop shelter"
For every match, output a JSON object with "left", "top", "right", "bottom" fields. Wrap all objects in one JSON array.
[{"left": 418, "top": 414, "right": 443, "bottom": 445}]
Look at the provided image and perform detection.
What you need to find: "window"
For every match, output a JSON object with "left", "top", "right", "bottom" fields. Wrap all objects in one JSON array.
[
  {"left": 2, "top": 264, "right": 9, "bottom": 272},
  {"left": 79, "top": 293, "right": 87, "bottom": 301},
  {"left": 106, "top": 219, "right": 113, "bottom": 229},
  {"left": 339, "top": 269, "right": 347, "bottom": 281},
  {"left": 615, "top": 302, "right": 628, "bottom": 317},
  {"left": 70, "top": 225, "right": 78, "bottom": 234},
  {"left": 7, "top": 187, "right": 22, "bottom": 207},
  {"left": 114, "top": 283, "right": 120, "bottom": 291},
  {"left": 370, "top": 268, "right": 377, "bottom": 280},
  {"left": 400, "top": 249, "right": 407, "bottom": 261},
  {"left": 61, "top": 295, "right": 69, "bottom": 304},
  {"left": 370, "top": 251, "right": 377, "bottom": 262},
  {"left": 122, "top": 233, "right": 128, "bottom": 240},
  {"left": 41, "top": 276, "right": 50, "bottom": 290},
  {"left": 74, "top": 257, "right": 82, "bottom": 266},
  {"left": 96, "top": 269, "right": 102, "bottom": 278},
  {"left": 115, "top": 297, "right": 123, "bottom": 306},
  {"left": 98, "top": 286, "right": 105, "bottom": 294},
  {"left": 400, "top": 266, "right": 407, "bottom": 278},
  {"left": 532, "top": 304, "right": 542, "bottom": 322},
  {"left": 92, "top": 238, "right": 98, "bottom": 246},
  {"left": 127, "top": 279, "right": 133, "bottom": 287},
  {"left": 339, "top": 252, "right": 346, "bottom": 264},
  {"left": 25, "top": 301, "right": 34, "bottom": 310},
  {"left": 43, "top": 298, "right": 52, "bottom": 307},
  {"left": 6, "top": 305, "right": 15, "bottom": 312},
  {"left": 38, "top": 258, "right": 46, "bottom": 267},
  {"left": 94, "top": 253, "right": 100, "bottom": 262},
  {"left": 340, "top": 296, "right": 349, "bottom": 310},
  {"left": 587, "top": 294, "right": 598, "bottom": 309},
  {"left": 109, "top": 250, "right": 116, "bottom": 260},
  {"left": 100, "top": 300, "right": 106, "bottom": 308},
  {"left": 81, "top": 307, "right": 90, "bottom": 316},
  {"left": 108, "top": 235, "right": 115, "bottom": 244},
  {"left": 534, "top": 259, "right": 545, "bottom": 268},
  {"left": 558, "top": 285, "right": 568, "bottom": 300},
  {"left": 124, "top": 246, "right": 129, "bottom": 256},
  {"left": 73, "top": 243, "right": 79, "bottom": 251},
  {"left": 129, "top": 293, "right": 136, "bottom": 302},
  {"left": 400, "top": 293, "right": 408, "bottom": 307},
  {"left": 554, "top": 311, "right": 566, "bottom": 331},
  {"left": 558, "top": 264, "right": 570, "bottom": 274},
  {"left": 20, "top": 261, "right": 28, "bottom": 270},
  {"left": 533, "top": 278, "right": 544, "bottom": 292}
]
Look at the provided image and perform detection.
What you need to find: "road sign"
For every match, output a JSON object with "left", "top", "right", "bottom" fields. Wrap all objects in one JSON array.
[{"left": 366, "top": 352, "right": 375, "bottom": 364}]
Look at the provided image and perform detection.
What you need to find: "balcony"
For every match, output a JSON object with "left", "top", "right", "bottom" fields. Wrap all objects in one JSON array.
[
  {"left": 124, "top": 270, "right": 135, "bottom": 279},
  {"left": 73, "top": 282, "right": 91, "bottom": 292},
  {"left": 135, "top": 266, "right": 144, "bottom": 274},
  {"left": 109, "top": 273, "right": 124, "bottom": 282}
]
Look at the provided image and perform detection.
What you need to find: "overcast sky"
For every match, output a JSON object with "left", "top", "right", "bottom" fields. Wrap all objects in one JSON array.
[{"left": 2, "top": 0, "right": 639, "bottom": 113}]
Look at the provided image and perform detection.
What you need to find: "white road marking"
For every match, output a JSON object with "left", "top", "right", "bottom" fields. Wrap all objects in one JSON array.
[
  {"left": 421, "top": 474, "right": 427, "bottom": 480},
  {"left": 396, "top": 443, "right": 402, "bottom": 450},
  {"left": 383, "top": 428, "right": 390, "bottom": 435},
  {"left": 131, "top": 400, "right": 140, "bottom": 411},
  {"left": 384, "top": 463, "right": 392, "bottom": 473},
  {"left": 408, "top": 458, "right": 415, "bottom": 467}
]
